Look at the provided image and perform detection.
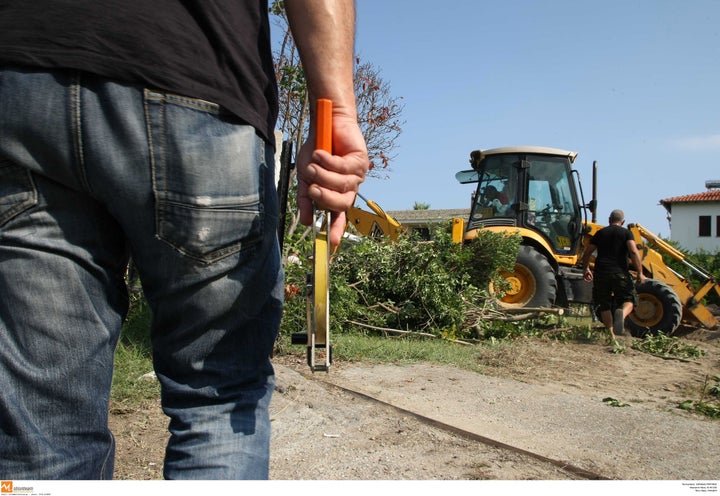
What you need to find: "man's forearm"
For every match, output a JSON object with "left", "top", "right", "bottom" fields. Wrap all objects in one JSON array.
[
  {"left": 285, "top": 0, "right": 369, "bottom": 246},
  {"left": 579, "top": 244, "right": 596, "bottom": 272},
  {"left": 285, "top": 0, "right": 357, "bottom": 117}
]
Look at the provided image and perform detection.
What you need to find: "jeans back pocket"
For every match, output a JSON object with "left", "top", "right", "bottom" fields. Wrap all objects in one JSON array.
[{"left": 144, "top": 91, "right": 266, "bottom": 264}]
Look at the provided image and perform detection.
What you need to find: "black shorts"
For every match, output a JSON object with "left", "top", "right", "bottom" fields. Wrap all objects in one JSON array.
[{"left": 592, "top": 271, "right": 637, "bottom": 312}]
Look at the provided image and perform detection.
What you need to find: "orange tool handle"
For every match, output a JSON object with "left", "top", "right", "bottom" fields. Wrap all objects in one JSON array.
[{"left": 316, "top": 98, "right": 333, "bottom": 153}]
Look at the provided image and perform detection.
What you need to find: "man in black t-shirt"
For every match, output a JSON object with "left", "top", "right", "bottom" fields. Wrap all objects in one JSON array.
[
  {"left": 0, "top": 0, "right": 369, "bottom": 481},
  {"left": 580, "top": 209, "right": 646, "bottom": 342}
]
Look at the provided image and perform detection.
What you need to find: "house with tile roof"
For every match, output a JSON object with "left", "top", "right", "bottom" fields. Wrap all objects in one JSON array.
[
  {"left": 386, "top": 209, "right": 471, "bottom": 239},
  {"left": 659, "top": 181, "right": 720, "bottom": 252}
]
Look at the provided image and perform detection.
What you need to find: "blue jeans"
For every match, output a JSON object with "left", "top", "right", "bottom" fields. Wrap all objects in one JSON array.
[{"left": 0, "top": 68, "right": 283, "bottom": 479}]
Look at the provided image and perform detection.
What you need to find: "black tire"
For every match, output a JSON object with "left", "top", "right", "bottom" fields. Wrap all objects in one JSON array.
[
  {"left": 626, "top": 279, "right": 682, "bottom": 337},
  {"left": 494, "top": 245, "right": 557, "bottom": 308}
]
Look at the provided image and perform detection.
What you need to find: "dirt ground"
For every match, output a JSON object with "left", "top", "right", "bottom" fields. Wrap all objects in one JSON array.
[{"left": 109, "top": 326, "right": 720, "bottom": 481}]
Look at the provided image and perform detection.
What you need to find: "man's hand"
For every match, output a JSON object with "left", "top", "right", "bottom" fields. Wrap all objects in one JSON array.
[{"left": 297, "top": 112, "right": 369, "bottom": 247}]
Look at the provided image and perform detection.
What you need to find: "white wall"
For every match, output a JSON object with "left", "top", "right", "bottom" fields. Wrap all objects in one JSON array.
[{"left": 669, "top": 202, "right": 720, "bottom": 252}]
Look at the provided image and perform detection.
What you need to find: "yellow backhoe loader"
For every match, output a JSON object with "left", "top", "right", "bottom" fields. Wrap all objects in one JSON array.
[{"left": 454, "top": 146, "right": 720, "bottom": 336}]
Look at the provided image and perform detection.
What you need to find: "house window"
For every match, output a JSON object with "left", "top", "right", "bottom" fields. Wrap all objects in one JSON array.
[
  {"left": 717, "top": 216, "right": 720, "bottom": 237},
  {"left": 699, "top": 215, "right": 711, "bottom": 237}
]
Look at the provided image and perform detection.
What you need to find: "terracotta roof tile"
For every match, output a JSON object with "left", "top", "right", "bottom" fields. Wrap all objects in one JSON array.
[{"left": 660, "top": 190, "right": 720, "bottom": 205}]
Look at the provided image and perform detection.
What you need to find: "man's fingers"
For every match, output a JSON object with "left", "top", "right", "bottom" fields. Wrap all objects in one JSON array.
[
  {"left": 328, "top": 211, "right": 347, "bottom": 247},
  {"left": 309, "top": 150, "right": 366, "bottom": 187}
]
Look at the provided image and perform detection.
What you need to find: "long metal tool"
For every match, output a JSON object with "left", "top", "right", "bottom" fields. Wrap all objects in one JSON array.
[{"left": 307, "top": 98, "right": 333, "bottom": 371}]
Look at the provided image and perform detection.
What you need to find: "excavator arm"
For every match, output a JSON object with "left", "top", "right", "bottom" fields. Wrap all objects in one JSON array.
[
  {"left": 346, "top": 194, "right": 405, "bottom": 241},
  {"left": 630, "top": 223, "right": 720, "bottom": 329}
]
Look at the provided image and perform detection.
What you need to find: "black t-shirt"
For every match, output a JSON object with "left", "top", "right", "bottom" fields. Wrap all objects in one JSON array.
[
  {"left": 591, "top": 224, "right": 634, "bottom": 273},
  {"left": 0, "top": 0, "right": 278, "bottom": 144}
]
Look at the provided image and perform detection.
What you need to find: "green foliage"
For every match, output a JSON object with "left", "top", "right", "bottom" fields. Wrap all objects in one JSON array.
[
  {"left": 678, "top": 375, "right": 720, "bottom": 420},
  {"left": 679, "top": 400, "right": 720, "bottom": 418},
  {"left": 631, "top": 332, "right": 705, "bottom": 359},
  {"left": 336, "top": 235, "right": 470, "bottom": 334},
  {"left": 475, "top": 319, "right": 537, "bottom": 341},
  {"left": 709, "top": 375, "right": 720, "bottom": 397},
  {"left": 470, "top": 310, "right": 600, "bottom": 344},
  {"left": 611, "top": 339, "right": 627, "bottom": 354},
  {"left": 603, "top": 397, "right": 630, "bottom": 407},
  {"left": 278, "top": 227, "right": 521, "bottom": 341}
]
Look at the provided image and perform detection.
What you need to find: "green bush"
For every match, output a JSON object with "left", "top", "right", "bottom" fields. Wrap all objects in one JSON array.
[
  {"left": 655, "top": 242, "right": 720, "bottom": 306},
  {"left": 279, "top": 226, "right": 521, "bottom": 341}
]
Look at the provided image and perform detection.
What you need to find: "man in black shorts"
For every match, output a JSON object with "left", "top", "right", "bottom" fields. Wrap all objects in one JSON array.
[{"left": 580, "top": 209, "right": 646, "bottom": 341}]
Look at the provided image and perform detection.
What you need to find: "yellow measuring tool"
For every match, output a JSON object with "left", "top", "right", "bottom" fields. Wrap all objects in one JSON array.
[{"left": 306, "top": 98, "right": 333, "bottom": 371}]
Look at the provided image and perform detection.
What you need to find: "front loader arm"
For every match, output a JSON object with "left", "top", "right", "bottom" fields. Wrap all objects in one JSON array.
[
  {"left": 629, "top": 223, "right": 720, "bottom": 329},
  {"left": 346, "top": 194, "right": 404, "bottom": 241}
]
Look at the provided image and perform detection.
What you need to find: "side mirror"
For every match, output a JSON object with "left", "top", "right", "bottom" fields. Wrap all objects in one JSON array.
[
  {"left": 455, "top": 170, "right": 479, "bottom": 184},
  {"left": 587, "top": 199, "right": 597, "bottom": 213}
]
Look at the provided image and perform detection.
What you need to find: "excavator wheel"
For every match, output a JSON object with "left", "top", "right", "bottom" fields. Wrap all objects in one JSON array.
[
  {"left": 492, "top": 245, "right": 557, "bottom": 309},
  {"left": 626, "top": 279, "right": 682, "bottom": 337}
]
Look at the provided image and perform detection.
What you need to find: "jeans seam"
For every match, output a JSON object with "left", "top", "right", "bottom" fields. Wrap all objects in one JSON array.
[
  {"left": 144, "top": 88, "right": 165, "bottom": 245},
  {"left": 145, "top": 90, "right": 221, "bottom": 114},
  {"left": 0, "top": 159, "right": 39, "bottom": 227},
  {"left": 68, "top": 72, "right": 92, "bottom": 193},
  {"left": 99, "top": 431, "right": 115, "bottom": 479}
]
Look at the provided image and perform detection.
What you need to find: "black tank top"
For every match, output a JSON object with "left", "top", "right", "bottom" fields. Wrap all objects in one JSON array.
[{"left": 0, "top": 0, "right": 278, "bottom": 143}]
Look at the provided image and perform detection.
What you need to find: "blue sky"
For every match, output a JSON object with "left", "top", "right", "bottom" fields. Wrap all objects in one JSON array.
[{"left": 344, "top": 0, "right": 720, "bottom": 236}]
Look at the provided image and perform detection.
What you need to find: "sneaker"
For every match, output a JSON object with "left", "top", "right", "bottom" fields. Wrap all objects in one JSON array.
[{"left": 613, "top": 308, "right": 625, "bottom": 336}]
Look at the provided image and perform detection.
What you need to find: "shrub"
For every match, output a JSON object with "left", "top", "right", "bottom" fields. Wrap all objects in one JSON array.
[
  {"left": 279, "top": 225, "right": 521, "bottom": 341},
  {"left": 657, "top": 242, "right": 720, "bottom": 307}
]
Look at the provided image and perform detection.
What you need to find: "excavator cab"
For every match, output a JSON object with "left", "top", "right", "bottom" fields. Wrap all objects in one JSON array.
[
  {"left": 456, "top": 146, "right": 596, "bottom": 308},
  {"left": 461, "top": 146, "right": 586, "bottom": 257}
]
